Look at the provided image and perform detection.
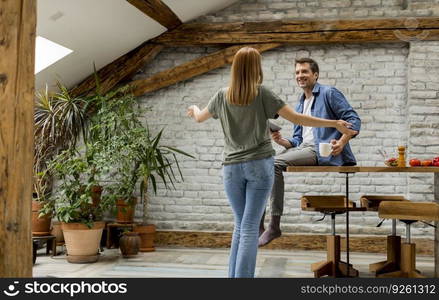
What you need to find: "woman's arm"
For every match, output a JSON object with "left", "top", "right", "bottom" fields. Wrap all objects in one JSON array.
[
  {"left": 277, "top": 105, "right": 357, "bottom": 136},
  {"left": 187, "top": 105, "right": 212, "bottom": 123}
]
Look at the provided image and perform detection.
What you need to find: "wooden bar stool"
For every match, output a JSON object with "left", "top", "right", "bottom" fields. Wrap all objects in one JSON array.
[
  {"left": 378, "top": 201, "right": 439, "bottom": 278},
  {"left": 360, "top": 195, "right": 409, "bottom": 276},
  {"left": 301, "top": 195, "right": 366, "bottom": 278}
]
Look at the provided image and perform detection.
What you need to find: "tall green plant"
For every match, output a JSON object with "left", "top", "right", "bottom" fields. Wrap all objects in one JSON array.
[
  {"left": 34, "top": 82, "right": 90, "bottom": 156},
  {"left": 94, "top": 93, "right": 195, "bottom": 224},
  {"left": 136, "top": 127, "right": 195, "bottom": 224},
  {"left": 34, "top": 82, "right": 91, "bottom": 201},
  {"left": 39, "top": 80, "right": 135, "bottom": 225}
]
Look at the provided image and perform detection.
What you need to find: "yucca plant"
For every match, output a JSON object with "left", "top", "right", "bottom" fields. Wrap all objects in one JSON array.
[
  {"left": 127, "top": 126, "right": 194, "bottom": 224},
  {"left": 33, "top": 83, "right": 89, "bottom": 210},
  {"left": 34, "top": 82, "right": 89, "bottom": 157}
]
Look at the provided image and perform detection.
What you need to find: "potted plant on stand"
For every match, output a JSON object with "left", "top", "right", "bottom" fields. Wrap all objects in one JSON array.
[{"left": 45, "top": 147, "right": 113, "bottom": 263}]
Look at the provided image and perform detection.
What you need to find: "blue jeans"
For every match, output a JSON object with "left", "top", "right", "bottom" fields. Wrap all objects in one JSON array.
[{"left": 223, "top": 156, "right": 274, "bottom": 278}]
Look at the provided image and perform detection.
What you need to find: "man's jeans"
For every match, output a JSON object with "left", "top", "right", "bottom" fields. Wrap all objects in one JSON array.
[
  {"left": 223, "top": 156, "right": 274, "bottom": 278},
  {"left": 270, "top": 144, "right": 317, "bottom": 216}
]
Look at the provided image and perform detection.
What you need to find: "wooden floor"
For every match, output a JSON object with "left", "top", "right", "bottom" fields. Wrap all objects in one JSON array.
[{"left": 32, "top": 246, "right": 435, "bottom": 278}]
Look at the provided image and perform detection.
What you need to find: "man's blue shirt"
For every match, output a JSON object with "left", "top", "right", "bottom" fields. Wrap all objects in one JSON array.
[{"left": 286, "top": 82, "right": 361, "bottom": 166}]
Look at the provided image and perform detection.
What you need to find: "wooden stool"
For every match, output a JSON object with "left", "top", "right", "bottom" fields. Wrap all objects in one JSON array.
[
  {"left": 301, "top": 195, "right": 366, "bottom": 278},
  {"left": 32, "top": 235, "right": 57, "bottom": 257},
  {"left": 378, "top": 201, "right": 439, "bottom": 278},
  {"left": 360, "top": 195, "right": 409, "bottom": 276}
]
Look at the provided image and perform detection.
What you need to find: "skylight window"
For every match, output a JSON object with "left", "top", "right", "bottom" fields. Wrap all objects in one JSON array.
[{"left": 35, "top": 36, "right": 73, "bottom": 74}]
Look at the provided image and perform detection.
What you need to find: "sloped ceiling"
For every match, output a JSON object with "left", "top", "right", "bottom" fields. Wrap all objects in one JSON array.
[{"left": 35, "top": 0, "right": 238, "bottom": 91}]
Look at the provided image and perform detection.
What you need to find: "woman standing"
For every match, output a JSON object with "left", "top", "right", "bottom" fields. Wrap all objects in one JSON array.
[{"left": 187, "top": 47, "right": 355, "bottom": 278}]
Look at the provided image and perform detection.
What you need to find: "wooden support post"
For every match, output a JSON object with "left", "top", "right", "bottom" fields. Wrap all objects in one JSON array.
[
  {"left": 0, "top": 0, "right": 36, "bottom": 277},
  {"left": 327, "top": 235, "right": 341, "bottom": 277},
  {"left": 401, "top": 243, "right": 416, "bottom": 274}
]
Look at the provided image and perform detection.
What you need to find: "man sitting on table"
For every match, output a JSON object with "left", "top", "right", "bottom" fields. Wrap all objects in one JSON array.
[{"left": 259, "top": 57, "right": 361, "bottom": 247}]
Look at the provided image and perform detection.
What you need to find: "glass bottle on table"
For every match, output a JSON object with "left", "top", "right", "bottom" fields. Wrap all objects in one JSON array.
[{"left": 398, "top": 146, "right": 406, "bottom": 167}]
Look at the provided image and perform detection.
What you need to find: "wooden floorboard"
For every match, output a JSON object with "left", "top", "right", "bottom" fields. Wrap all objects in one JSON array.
[{"left": 32, "top": 246, "right": 435, "bottom": 278}]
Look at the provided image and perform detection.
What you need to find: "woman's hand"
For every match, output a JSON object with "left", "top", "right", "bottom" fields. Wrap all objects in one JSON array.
[
  {"left": 187, "top": 105, "right": 199, "bottom": 119},
  {"left": 186, "top": 105, "right": 212, "bottom": 123},
  {"left": 335, "top": 120, "right": 357, "bottom": 136}
]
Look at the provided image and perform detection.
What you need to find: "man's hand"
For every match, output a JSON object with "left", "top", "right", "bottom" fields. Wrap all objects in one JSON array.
[
  {"left": 271, "top": 131, "right": 282, "bottom": 143},
  {"left": 330, "top": 139, "right": 346, "bottom": 156},
  {"left": 271, "top": 131, "right": 292, "bottom": 149},
  {"left": 330, "top": 130, "right": 358, "bottom": 156}
]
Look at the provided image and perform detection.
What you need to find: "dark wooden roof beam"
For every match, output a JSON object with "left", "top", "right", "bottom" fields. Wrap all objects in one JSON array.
[
  {"left": 70, "top": 43, "right": 163, "bottom": 97},
  {"left": 151, "top": 17, "right": 439, "bottom": 45},
  {"left": 130, "top": 43, "right": 281, "bottom": 96},
  {"left": 127, "top": 0, "right": 182, "bottom": 30}
]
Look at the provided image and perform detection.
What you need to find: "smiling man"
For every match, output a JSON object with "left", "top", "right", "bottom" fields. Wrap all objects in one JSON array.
[{"left": 259, "top": 57, "right": 362, "bottom": 247}]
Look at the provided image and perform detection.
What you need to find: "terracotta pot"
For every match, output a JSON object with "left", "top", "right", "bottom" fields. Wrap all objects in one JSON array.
[
  {"left": 61, "top": 221, "right": 105, "bottom": 263},
  {"left": 50, "top": 221, "right": 64, "bottom": 245},
  {"left": 119, "top": 232, "right": 141, "bottom": 258},
  {"left": 116, "top": 197, "right": 137, "bottom": 223},
  {"left": 32, "top": 200, "right": 51, "bottom": 236},
  {"left": 134, "top": 224, "right": 156, "bottom": 252}
]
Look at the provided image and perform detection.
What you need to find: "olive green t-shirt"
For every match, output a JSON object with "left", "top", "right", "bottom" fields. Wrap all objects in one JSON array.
[{"left": 207, "top": 85, "right": 286, "bottom": 165}]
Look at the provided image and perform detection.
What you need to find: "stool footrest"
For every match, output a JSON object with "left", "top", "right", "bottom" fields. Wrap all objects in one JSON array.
[{"left": 301, "top": 195, "right": 366, "bottom": 213}]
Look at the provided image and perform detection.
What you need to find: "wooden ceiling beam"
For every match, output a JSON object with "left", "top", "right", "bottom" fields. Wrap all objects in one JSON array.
[
  {"left": 130, "top": 43, "right": 281, "bottom": 96},
  {"left": 70, "top": 43, "right": 163, "bottom": 97},
  {"left": 127, "top": 0, "right": 182, "bottom": 30},
  {"left": 151, "top": 17, "right": 439, "bottom": 45}
]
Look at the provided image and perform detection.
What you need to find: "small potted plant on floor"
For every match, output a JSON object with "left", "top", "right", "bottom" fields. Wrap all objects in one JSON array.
[{"left": 119, "top": 228, "right": 141, "bottom": 258}]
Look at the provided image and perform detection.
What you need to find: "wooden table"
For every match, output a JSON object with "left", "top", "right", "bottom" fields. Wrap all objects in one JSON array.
[{"left": 286, "top": 166, "right": 439, "bottom": 277}]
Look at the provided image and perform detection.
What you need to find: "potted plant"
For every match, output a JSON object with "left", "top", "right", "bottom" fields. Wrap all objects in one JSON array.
[
  {"left": 119, "top": 228, "right": 141, "bottom": 258},
  {"left": 93, "top": 86, "right": 194, "bottom": 251},
  {"left": 85, "top": 83, "right": 142, "bottom": 224},
  {"left": 33, "top": 75, "right": 142, "bottom": 261},
  {"left": 33, "top": 82, "right": 91, "bottom": 237},
  {"left": 135, "top": 127, "right": 194, "bottom": 252},
  {"left": 45, "top": 147, "right": 112, "bottom": 263},
  {"left": 31, "top": 172, "right": 52, "bottom": 236},
  {"left": 105, "top": 124, "right": 194, "bottom": 252}
]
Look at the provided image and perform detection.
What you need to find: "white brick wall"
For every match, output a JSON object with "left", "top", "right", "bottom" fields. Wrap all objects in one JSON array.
[
  {"left": 196, "top": 0, "right": 439, "bottom": 22},
  {"left": 129, "top": 0, "right": 439, "bottom": 239}
]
